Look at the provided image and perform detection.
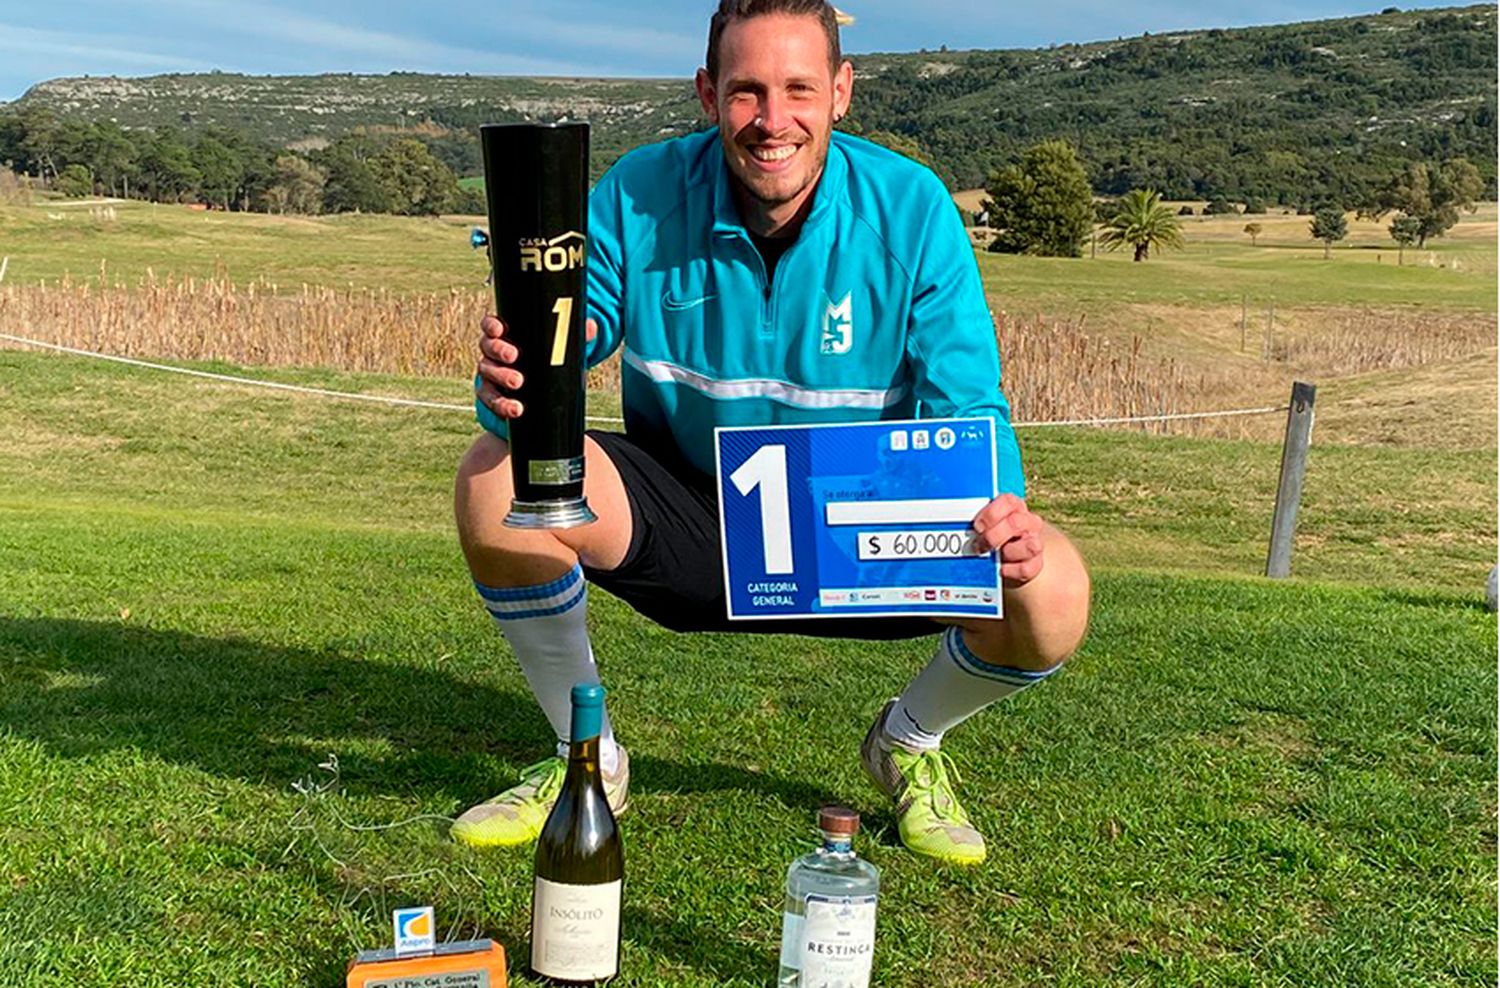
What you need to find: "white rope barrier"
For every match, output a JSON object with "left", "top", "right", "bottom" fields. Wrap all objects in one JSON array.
[
  {"left": 1015, "top": 406, "right": 1287, "bottom": 428},
  {"left": 0, "top": 331, "right": 1288, "bottom": 429},
  {"left": 0, "top": 333, "right": 636, "bottom": 423},
  {"left": 0, "top": 333, "right": 476, "bottom": 412}
]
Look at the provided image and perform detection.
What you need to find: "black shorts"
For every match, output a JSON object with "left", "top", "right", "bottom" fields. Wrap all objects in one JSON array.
[{"left": 582, "top": 430, "right": 939, "bottom": 641}]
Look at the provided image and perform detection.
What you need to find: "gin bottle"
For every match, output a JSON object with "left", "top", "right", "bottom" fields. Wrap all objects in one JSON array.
[{"left": 778, "top": 806, "right": 880, "bottom": 988}]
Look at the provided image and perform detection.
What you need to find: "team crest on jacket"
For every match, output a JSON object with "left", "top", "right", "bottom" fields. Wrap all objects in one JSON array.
[{"left": 821, "top": 291, "right": 853, "bottom": 355}]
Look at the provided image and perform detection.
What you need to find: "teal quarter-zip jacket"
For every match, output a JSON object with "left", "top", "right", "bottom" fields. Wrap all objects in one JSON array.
[{"left": 478, "top": 129, "right": 1024, "bottom": 496}]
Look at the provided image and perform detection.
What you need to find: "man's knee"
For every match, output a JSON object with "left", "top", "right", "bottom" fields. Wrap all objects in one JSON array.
[
  {"left": 1026, "top": 529, "right": 1091, "bottom": 668},
  {"left": 965, "top": 528, "right": 1091, "bottom": 672},
  {"left": 454, "top": 433, "right": 634, "bottom": 579},
  {"left": 1041, "top": 547, "right": 1092, "bottom": 662},
  {"left": 458, "top": 429, "right": 510, "bottom": 479},
  {"left": 455, "top": 432, "right": 511, "bottom": 532}
]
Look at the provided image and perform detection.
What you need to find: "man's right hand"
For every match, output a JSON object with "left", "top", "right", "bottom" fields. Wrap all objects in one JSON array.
[{"left": 476, "top": 313, "right": 598, "bottom": 420}]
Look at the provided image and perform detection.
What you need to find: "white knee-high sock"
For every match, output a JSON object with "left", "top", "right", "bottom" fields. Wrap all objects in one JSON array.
[
  {"left": 886, "top": 626, "right": 1062, "bottom": 750},
  {"left": 475, "top": 564, "right": 619, "bottom": 773}
]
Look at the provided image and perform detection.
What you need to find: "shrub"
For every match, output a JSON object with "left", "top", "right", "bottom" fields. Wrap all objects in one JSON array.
[
  {"left": 984, "top": 140, "right": 1094, "bottom": 257},
  {"left": 55, "top": 164, "right": 94, "bottom": 198}
]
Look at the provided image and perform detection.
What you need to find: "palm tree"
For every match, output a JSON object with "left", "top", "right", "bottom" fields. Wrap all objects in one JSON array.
[{"left": 1099, "top": 189, "right": 1185, "bottom": 262}]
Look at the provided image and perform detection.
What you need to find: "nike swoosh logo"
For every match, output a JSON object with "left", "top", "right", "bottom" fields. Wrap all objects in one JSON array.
[{"left": 662, "top": 290, "right": 717, "bottom": 312}]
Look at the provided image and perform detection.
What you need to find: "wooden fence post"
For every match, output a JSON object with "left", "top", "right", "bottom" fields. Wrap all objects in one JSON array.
[
  {"left": 1266, "top": 381, "right": 1317, "bottom": 578},
  {"left": 1263, "top": 301, "right": 1275, "bottom": 362}
]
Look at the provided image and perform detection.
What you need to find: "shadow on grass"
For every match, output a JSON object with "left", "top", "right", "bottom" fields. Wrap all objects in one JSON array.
[
  {"left": 476, "top": 911, "right": 774, "bottom": 987},
  {"left": 0, "top": 615, "right": 550, "bottom": 802},
  {"left": 1374, "top": 586, "right": 1489, "bottom": 613},
  {"left": 0, "top": 617, "right": 841, "bottom": 812},
  {"left": 2, "top": 616, "right": 826, "bottom": 986}
]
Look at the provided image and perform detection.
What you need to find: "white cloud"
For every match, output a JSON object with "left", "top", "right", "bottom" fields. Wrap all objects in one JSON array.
[
  {"left": 465, "top": 5, "right": 700, "bottom": 61},
  {"left": 156, "top": 0, "right": 524, "bottom": 64},
  {"left": 149, "top": 0, "right": 697, "bottom": 73},
  {"left": 0, "top": 24, "right": 214, "bottom": 71}
]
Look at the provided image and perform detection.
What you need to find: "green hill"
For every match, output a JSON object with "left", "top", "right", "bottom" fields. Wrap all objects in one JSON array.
[
  {"left": 8, "top": 4, "right": 1496, "bottom": 201},
  {"left": 850, "top": 5, "right": 1498, "bottom": 198}
]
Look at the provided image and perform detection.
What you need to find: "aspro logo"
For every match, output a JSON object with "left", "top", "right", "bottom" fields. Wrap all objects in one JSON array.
[
  {"left": 392, "top": 906, "right": 436, "bottom": 956},
  {"left": 520, "top": 231, "right": 586, "bottom": 272}
]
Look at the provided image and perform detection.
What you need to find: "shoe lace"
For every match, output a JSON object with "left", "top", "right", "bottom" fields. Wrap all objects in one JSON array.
[
  {"left": 515, "top": 757, "right": 565, "bottom": 803},
  {"left": 905, "top": 749, "right": 972, "bottom": 826}
]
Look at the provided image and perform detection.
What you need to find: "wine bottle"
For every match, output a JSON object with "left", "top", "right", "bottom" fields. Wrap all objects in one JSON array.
[{"left": 530, "top": 683, "right": 623, "bottom": 984}]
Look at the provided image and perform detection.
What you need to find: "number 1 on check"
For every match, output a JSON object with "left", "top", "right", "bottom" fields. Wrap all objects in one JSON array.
[{"left": 729, "top": 443, "right": 795, "bottom": 575}]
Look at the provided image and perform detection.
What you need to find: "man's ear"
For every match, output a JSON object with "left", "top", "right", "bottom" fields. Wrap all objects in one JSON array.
[
  {"left": 833, "top": 59, "right": 853, "bottom": 122},
  {"left": 695, "top": 68, "right": 720, "bottom": 125}
]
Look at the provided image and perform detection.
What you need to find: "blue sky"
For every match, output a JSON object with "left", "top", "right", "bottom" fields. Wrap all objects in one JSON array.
[{"left": 0, "top": 0, "right": 1470, "bottom": 101}]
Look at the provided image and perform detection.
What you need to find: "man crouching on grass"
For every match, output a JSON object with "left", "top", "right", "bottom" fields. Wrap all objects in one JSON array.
[{"left": 450, "top": 0, "right": 1091, "bottom": 865}]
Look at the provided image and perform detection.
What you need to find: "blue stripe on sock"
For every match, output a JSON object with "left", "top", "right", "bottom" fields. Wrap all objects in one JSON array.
[
  {"left": 944, "top": 627, "right": 1060, "bottom": 686},
  {"left": 486, "top": 579, "right": 586, "bottom": 620},
  {"left": 473, "top": 564, "right": 582, "bottom": 602}
]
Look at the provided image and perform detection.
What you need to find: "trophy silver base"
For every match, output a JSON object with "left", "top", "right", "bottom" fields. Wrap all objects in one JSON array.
[{"left": 504, "top": 497, "right": 597, "bottom": 530}]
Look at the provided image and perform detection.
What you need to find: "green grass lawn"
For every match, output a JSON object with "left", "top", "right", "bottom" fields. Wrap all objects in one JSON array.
[
  {"left": 978, "top": 239, "right": 1497, "bottom": 312},
  {"left": 0, "top": 199, "right": 486, "bottom": 294},
  {"left": 0, "top": 351, "right": 1493, "bottom": 986},
  {"left": 2, "top": 197, "right": 1493, "bottom": 312}
]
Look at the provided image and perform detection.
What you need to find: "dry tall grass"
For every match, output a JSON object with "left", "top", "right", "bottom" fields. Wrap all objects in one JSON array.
[
  {"left": 0, "top": 272, "right": 478, "bottom": 376},
  {"left": 1268, "top": 308, "right": 1496, "bottom": 377},
  {"left": 8, "top": 275, "right": 1482, "bottom": 436},
  {"left": 0, "top": 275, "right": 1212, "bottom": 428},
  {"left": 0, "top": 170, "right": 32, "bottom": 206},
  {"left": 994, "top": 311, "right": 1214, "bottom": 426}
]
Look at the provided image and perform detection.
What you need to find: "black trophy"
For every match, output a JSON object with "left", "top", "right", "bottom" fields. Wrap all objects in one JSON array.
[{"left": 480, "top": 122, "right": 596, "bottom": 529}]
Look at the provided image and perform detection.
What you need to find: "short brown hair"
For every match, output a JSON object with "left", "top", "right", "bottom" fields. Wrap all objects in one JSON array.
[{"left": 705, "top": 0, "right": 842, "bottom": 81}]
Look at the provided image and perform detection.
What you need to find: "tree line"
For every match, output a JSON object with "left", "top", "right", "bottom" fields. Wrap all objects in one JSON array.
[
  {"left": 0, "top": 106, "right": 484, "bottom": 215},
  {"left": 3, "top": 0, "right": 1493, "bottom": 222},
  {"left": 981, "top": 139, "right": 1484, "bottom": 261}
]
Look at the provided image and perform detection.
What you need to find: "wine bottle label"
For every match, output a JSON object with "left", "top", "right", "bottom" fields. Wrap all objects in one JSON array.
[
  {"left": 798, "top": 894, "right": 877, "bottom": 987},
  {"left": 531, "top": 876, "right": 622, "bottom": 980}
]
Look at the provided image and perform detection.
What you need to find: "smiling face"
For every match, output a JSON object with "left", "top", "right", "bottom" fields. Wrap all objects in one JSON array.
[{"left": 695, "top": 12, "right": 853, "bottom": 236}]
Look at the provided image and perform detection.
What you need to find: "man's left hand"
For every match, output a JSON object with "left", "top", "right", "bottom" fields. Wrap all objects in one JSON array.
[{"left": 971, "top": 493, "right": 1045, "bottom": 587}]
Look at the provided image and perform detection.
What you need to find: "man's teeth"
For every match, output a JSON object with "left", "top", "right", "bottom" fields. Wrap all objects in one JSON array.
[{"left": 751, "top": 145, "right": 797, "bottom": 162}]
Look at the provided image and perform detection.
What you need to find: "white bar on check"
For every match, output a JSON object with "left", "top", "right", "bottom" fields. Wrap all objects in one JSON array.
[{"left": 825, "top": 497, "right": 990, "bottom": 526}]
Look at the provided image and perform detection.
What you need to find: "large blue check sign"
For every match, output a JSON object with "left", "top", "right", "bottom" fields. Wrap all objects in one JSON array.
[{"left": 715, "top": 418, "right": 1002, "bottom": 621}]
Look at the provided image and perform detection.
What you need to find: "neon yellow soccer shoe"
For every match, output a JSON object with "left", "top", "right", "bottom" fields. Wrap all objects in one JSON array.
[
  {"left": 860, "top": 700, "right": 986, "bottom": 865},
  {"left": 451, "top": 744, "right": 630, "bottom": 848}
]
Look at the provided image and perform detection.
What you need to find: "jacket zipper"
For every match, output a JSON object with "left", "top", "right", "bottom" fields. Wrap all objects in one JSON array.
[{"left": 740, "top": 234, "right": 774, "bottom": 337}]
